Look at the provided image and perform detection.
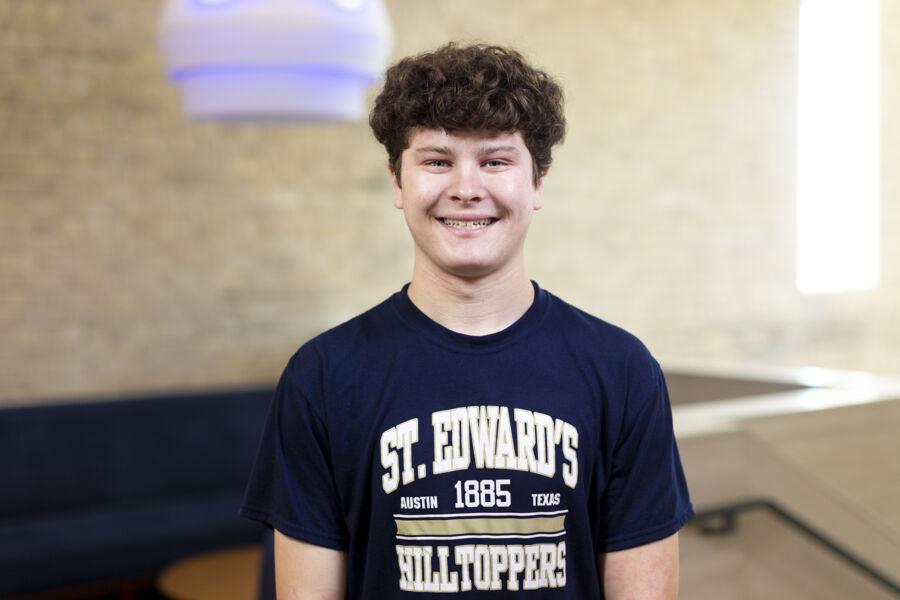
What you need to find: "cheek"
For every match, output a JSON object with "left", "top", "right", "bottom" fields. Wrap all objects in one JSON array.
[
  {"left": 402, "top": 195, "right": 435, "bottom": 230},
  {"left": 508, "top": 191, "right": 541, "bottom": 218},
  {"left": 500, "top": 177, "right": 539, "bottom": 209},
  {"left": 408, "top": 188, "right": 442, "bottom": 216}
]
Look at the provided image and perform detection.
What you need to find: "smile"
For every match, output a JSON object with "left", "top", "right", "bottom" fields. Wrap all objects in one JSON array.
[{"left": 438, "top": 217, "right": 499, "bottom": 229}]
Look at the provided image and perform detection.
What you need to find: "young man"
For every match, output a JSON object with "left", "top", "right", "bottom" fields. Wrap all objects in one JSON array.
[{"left": 241, "top": 43, "right": 693, "bottom": 599}]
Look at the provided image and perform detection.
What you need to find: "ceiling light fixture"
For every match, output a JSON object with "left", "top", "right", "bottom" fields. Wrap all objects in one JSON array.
[{"left": 157, "top": 0, "right": 393, "bottom": 122}]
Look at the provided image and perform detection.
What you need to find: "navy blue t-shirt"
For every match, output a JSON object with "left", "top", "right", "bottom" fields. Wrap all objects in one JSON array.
[{"left": 240, "top": 282, "right": 693, "bottom": 597}]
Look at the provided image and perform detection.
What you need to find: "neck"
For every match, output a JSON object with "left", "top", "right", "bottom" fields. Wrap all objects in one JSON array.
[{"left": 407, "top": 259, "right": 535, "bottom": 336}]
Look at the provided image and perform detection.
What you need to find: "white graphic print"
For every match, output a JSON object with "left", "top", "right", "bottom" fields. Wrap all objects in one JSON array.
[{"left": 380, "top": 405, "right": 579, "bottom": 593}]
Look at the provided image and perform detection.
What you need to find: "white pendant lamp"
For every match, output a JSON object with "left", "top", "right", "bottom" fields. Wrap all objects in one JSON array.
[{"left": 157, "top": 0, "right": 393, "bottom": 121}]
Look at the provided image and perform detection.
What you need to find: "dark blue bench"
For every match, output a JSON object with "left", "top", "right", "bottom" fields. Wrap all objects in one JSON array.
[{"left": 0, "top": 388, "right": 273, "bottom": 597}]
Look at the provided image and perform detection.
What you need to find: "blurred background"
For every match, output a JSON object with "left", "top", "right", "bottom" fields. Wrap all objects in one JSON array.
[{"left": 1, "top": 0, "right": 897, "bottom": 599}]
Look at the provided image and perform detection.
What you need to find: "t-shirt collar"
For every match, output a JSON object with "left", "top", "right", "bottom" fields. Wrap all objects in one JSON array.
[{"left": 391, "top": 280, "right": 549, "bottom": 353}]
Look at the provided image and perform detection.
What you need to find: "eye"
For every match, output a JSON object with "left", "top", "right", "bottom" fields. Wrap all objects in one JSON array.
[
  {"left": 425, "top": 159, "right": 450, "bottom": 168},
  {"left": 483, "top": 159, "right": 509, "bottom": 168}
]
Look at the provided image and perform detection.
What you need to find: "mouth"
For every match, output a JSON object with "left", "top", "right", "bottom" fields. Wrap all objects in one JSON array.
[{"left": 437, "top": 217, "right": 499, "bottom": 229}]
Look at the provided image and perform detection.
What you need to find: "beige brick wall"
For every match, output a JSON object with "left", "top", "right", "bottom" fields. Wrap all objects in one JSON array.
[{"left": 1, "top": 0, "right": 897, "bottom": 404}]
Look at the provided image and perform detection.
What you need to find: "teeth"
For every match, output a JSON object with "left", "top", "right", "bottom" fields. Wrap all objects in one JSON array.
[{"left": 441, "top": 218, "right": 494, "bottom": 228}]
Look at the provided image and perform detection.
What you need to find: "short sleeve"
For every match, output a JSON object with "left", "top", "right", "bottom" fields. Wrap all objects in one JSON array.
[
  {"left": 597, "top": 355, "right": 693, "bottom": 552},
  {"left": 239, "top": 347, "right": 350, "bottom": 551}
]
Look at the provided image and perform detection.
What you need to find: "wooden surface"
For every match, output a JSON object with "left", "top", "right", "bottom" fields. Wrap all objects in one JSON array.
[
  {"left": 744, "top": 398, "right": 900, "bottom": 579},
  {"left": 665, "top": 372, "right": 808, "bottom": 406},
  {"left": 680, "top": 397, "right": 900, "bottom": 589},
  {"left": 745, "top": 398, "right": 900, "bottom": 535},
  {"left": 681, "top": 510, "right": 898, "bottom": 600},
  {"left": 156, "top": 545, "right": 262, "bottom": 600}
]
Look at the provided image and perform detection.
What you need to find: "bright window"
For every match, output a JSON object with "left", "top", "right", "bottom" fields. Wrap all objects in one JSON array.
[{"left": 796, "top": 0, "right": 880, "bottom": 294}]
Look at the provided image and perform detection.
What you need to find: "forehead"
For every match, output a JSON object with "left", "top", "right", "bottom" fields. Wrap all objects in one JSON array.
[{"left": 405, "top": 128, "right": 527, "bottom": 153}]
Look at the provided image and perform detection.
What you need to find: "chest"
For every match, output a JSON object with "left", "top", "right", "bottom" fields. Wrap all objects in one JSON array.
[{"left": 322, "top": 348, "right": 618, "bottom": 518}]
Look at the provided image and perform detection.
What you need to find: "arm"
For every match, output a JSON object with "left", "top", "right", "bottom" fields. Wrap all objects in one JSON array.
[
  {"left": 598, "top": 532, "right": 680, "bottom": 600},
  {"left": 274, "top": 529, "right": 348, "bottom": 600}
]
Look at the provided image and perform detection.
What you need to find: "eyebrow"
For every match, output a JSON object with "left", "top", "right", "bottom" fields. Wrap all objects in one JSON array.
[
  {"left": 413, "top": 146, "right": 452, "bottom": 155},
  {"left": 478, "top": 145, "right": 520, "bottom": 155},
  {"left": 412, "top": 145, "right": 521, "bottom": 156}
]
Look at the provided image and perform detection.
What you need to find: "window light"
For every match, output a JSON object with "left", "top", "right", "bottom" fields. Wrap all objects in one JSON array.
[{"left": 796, "top": 0, "right": 880, "bottom": 293}]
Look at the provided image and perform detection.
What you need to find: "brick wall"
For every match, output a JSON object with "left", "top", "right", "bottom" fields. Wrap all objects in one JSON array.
[{"left": 1, "top": 0, "right": 897, "bottom": 404}]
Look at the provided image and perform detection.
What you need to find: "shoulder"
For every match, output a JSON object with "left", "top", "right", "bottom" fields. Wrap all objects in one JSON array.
[
  {"left": 545, "top": 290, "right": 659, "bottom": 374},
  {"left": 282, "top": 292, "right": 403, "bottom": 380},
  {"left": 542, "top": 290, "right": 668, "bottom": 439}
]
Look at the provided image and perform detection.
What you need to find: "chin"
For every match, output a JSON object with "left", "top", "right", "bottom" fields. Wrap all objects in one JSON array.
[{"left": 440, "top": 260, "right": 502, "bottom": 280}]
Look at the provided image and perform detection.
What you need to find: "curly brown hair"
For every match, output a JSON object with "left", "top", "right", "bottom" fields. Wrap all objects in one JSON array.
[{"left": 369, "top": 42, "right": 566, "bottom": 185}]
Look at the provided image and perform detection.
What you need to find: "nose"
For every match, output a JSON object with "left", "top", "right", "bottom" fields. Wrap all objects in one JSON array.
[{"left": 449, "top": 162, "right": 484, "bottom": 203}]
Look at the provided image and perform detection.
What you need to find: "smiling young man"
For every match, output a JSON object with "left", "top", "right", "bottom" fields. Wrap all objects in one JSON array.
[{"left": 241, "top": 43, "right": 693, "bottom": 599}]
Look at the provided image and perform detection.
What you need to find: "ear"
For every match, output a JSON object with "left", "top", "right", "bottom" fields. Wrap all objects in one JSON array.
[
  {"left": 390, "top": 166, "right": 403, "bottom": 209},
  {"left": 532, "top": 169, "right": 546, "bottom": 211}
]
